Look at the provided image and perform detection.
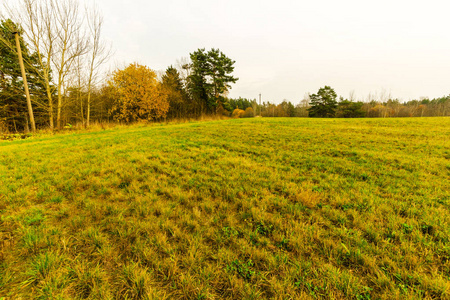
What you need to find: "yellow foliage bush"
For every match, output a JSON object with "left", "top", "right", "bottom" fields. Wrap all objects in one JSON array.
[
  {"left": 232, "top": 108, "right": 245, "bottom": 118},
  {"left": 108, "top": 63, "right": 169, "bottom": 122},
  {"left": 243, "top": 107, "right": 255, "bottom": 118}
]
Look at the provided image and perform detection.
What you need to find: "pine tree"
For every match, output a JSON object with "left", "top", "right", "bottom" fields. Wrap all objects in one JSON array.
[
  {"left": 0, "top": 19, "right": 47, "bottom": 131},
  {"left": 336, "top": 99, "right": 366, "bottom": 118},
  {"left": 308, "top": 86, "right": 338, "bottom": 118},
  {"left": 188, "top": 48, "right": 238, "bottom": 115},
  {"left": 162, "top": 66, "right": 188, "bottom": 119}
]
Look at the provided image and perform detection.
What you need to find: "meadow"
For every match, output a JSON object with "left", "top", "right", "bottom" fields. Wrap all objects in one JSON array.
[{"left": 0, "top": 117, "right": 449, "bottom": 299}]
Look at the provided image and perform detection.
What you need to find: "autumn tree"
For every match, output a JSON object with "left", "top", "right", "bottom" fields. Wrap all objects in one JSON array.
[
  {"left": 231, "top": 108, "right": 245, "bottom": 118},
  {"left": 243, "top": 107, "right": 255, "bottom": 118},
  {"left": 108, "top": 63, "right": 169, "bottom": 122},
  {"left": 280, "top": 100, "right": 295, "bottom": 117}
]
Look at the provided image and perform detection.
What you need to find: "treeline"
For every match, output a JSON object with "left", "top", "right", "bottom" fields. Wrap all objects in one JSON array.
[
  {"left": 230, "top": 87, "right": 450, "bottom": 119},
  {"left": 1, "top": 0, "right": 241, "bottom": 132},
  {"left": 304, "top": 86, "right": 450, "bottom": 118},
  {"left": 1, "top": 1, "right": 449, "bottom": 133},
  {"left": 85, "top": 48, "right": 239, "bottom": 125}
]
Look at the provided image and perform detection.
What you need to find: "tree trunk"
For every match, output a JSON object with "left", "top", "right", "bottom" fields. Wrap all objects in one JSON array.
[
  {"left": 80, "top": 91, "right": 84, "bottom": 127},
  {"left": 87, "top": 88, "right": 91, "bottom": 127},
  {"left": 57, "top": 92, "right": 62, "bottom": 130},
  {"left": 48, "top": 97, "right": 54, "bottom": 130}
]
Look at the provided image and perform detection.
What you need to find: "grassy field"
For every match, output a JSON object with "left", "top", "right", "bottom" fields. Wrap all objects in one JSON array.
[{"left": 0, "top": 117, "right": 449, "bottom": 299}]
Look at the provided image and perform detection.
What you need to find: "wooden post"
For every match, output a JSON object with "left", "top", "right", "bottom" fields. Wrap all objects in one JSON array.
[{"left": 14, "top": 32, "right": 36, "bottom": 133}]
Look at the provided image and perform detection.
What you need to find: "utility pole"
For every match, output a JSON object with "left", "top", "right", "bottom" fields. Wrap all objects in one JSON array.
[
  {"left": 14, "top": 32, "right": 36, "bottom": 132},
  {"left": 259, "top": 93, "right": 261, "bottom": 117}
]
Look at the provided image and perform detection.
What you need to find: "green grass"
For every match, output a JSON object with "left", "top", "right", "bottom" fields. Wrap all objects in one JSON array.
[{"left": 0, "top": 117, "right": 449, "bottom": 299}]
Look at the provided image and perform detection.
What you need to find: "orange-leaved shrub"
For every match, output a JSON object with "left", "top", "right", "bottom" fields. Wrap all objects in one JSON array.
[
  {"left": 108, "top": 63, "right": 169, "bottom": 122},
  {"left": 231, "top": 108, "right": 245, "bottom": 118}
]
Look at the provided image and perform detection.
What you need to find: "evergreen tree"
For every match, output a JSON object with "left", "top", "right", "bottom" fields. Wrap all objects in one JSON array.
[
  {"left": 188, "top": 48, "right": 238, "bottom": 115},
  {"left": 162, "top": 66, "right": 188, "bottom": 119},
  {"left": 308, "top": 86, "right": 338, "bottom": 118},
  {"left": 336, "top": 99, "right": 366, "bottom": 118},
  {"left": 227, "top": 97, "right": 253, "bottom": 111},
  {"left": 0, "top": 19, "right": 47, "bottom": 131}
]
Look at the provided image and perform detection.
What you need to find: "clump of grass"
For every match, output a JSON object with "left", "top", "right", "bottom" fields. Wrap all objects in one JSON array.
[
  {"left": 20, "top": 226, "right": 44, "bottom": 254},
  {"left": 115, "top": 263, "right": 155, "bottom": 300},
  {"left": 226, "top": 259, "right": 256, "bottom": 280},
  {"left": 24, "top": 252, "right": 60, "bottom": 285},
  {"left": 68, "top": 261, "right": 109, "bottom": 298}
]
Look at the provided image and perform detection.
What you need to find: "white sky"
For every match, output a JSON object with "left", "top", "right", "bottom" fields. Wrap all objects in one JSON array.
[{"left": 13, "top": 0, "right": 450, "bottom": 103}]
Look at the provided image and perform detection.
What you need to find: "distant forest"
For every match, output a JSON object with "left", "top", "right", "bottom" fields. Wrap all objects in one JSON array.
[
  {"left": 1, "top": 1, "right": 449, "bottom": 133},
  {"left": 229, "top": 93, "right": 450, "bottom": 119}
]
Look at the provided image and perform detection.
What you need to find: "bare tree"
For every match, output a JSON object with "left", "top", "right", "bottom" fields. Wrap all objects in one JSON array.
[
  {"left": 348, "top": 90, "right": 356, "bottom": 102},
  {"left": 4, "top": 0, "right": 89, "bottom": 130},
  {"left": 51, "top": 0, "right": 88, "bottom": 129},
  {"left": 297, "top": 93, "right": 310, "bottom": 117},
  {"left": 4, "top": 0, "right": 56, "bottom": 129},
  {"left": 175, "top": 57, "right": 191, "bottom": 82},
  {"left": 85, "top": 4, "right": 111, "bottom": 127},
  {"left": 70, "top": 53, "right": 87, "bottom": 124}
]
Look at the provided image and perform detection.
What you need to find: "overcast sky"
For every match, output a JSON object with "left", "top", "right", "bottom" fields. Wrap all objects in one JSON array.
[{"left": 94, "top": 0, "right": 449, "bottom": 103}]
